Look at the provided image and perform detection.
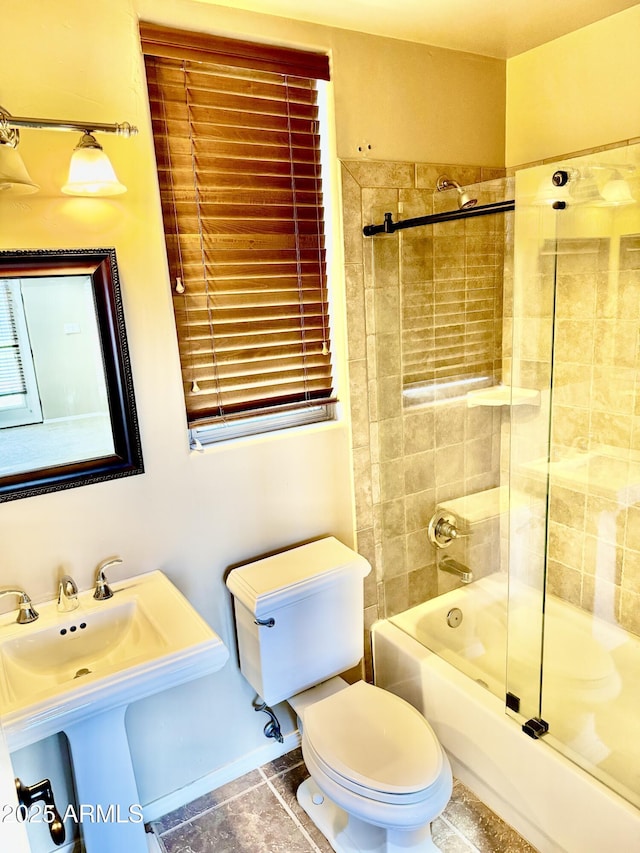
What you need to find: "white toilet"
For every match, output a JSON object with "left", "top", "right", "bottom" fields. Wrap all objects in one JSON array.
[{"left": 226, "top": 536, "right": 452, "bottom": 853}]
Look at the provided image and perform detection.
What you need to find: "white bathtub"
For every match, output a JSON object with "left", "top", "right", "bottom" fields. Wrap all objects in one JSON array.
[{"left": 372, "top": 575, "right": 640, "bottom": 853}]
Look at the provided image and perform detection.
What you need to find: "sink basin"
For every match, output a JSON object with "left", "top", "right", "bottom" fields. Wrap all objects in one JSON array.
[{"left": 0, "top": 570, "right": 228, "bottom": 748}]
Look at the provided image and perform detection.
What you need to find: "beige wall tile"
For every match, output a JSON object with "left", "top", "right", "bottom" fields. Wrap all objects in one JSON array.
[
  {"left": 406, "top": 528, "right": 431, "bottom": 572},
  {"left": 551, "top": 405, "right": 590, "bottom": 448},
  {"left": 435, "top": 404, "right": 465, "bottom": 447},
  {"left": 625, "top": 506, "right": 640, "bottom": 552},
  {"left": 585, "top": 495, "right": 625, "bottom": 543},
  {"left": 382, "top": 499, "right": 406, "bottom": 540},
  {"left": 348, "top": 359, "right": 370, "bottom": 450},
  {"left": 377, "top": 375, "right": 402, "bottom": 419},
  {"left": 589, "top": 410, "right": 632, "bottom": 449},
  {"left": 549, "top": 485, "right": 586, "bottom": 530},
  {"left": 622, "top": 548, "right": 640, "bottom": 595},
  {"left": 592, "top": 366, "right": 635, "bottom": 415},
  {"left": 378, "top": 417, "right": 403, "bottom": 461},
  {"left": 379, "top": 459, "right": 405, "bottom": 502},
  {"left": 376, "top": 332, "right": 401, "bottom": 378},
  {"left": 552, "top": 362, "right": 592, "bottom": 408},
  {"left": 345, "top": 264, "right": 366, "bottom": 360},
  {"left": 405, "top": 450, "right": 436, "bottom": 495},
  {"left": 548, "top": 522, "right": 584, "bottom": 572},
  {"left": 345, "top": 161, "right": 415, "bottom": 189},
  {"left": 340, "top": 164, "right": 364, "bottom": 265},
  {"left": 547, "top": 559, "right": 582, "bottom": 607},
  {"left": 582, "top": 534, "right": 622, "bottom": 584},
  {"left": 405, "top": 489, "right": 437, "bottom": 533},
  {"left": 403, "top": 410, "right": 435, "bottom": 455},
  {"left": 619, "top": 589, "right": 640, "bottom": 634},
  {"left": 383, "top": 574, "right": 409, "bottom": 617},
  {"left": 434, "top": 444, "right": 465, "bottom": 487},
  {"left": 408, "top": 564, "right": 438, "bottom": 607},
  {"left": 581, "top": 575, "right": 620, "bottom": 623}
]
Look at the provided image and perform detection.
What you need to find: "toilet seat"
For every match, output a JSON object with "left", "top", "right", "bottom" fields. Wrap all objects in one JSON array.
[{"left": 302, "top": 681, "right": 444, "bottom": 804}]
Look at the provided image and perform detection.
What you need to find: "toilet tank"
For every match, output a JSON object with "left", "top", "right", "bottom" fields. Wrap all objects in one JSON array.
[{"left": 226, "top": 537, "right": 371, "bottom": 706}]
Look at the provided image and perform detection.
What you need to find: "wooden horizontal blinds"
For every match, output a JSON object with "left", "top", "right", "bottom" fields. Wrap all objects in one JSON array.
[
  {"left": 142, "top": 27, "right": 334, "bottom": 427},
  {"left": 140, "top": 22, "right": 330, "bottom": 81},
  {"left": 0, "top": 283, "right": 26, "bottom": 398}
]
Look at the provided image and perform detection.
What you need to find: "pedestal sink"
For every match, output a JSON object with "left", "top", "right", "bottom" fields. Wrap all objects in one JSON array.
[{"left": 0, "top": 570, "right": 228, "bottom": 853}]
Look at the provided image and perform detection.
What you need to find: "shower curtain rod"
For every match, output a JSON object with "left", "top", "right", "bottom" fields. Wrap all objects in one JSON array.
[{"left": 362, "top": 199, "right": 515, "bottom": 236}]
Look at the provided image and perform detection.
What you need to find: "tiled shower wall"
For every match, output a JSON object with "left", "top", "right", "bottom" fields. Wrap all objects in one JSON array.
[
  {"left": 511, "top": 226, "right": 640, "bottom": 637},
  {"left": 340, "top": 160, "right": 508, "bottom": 675}
]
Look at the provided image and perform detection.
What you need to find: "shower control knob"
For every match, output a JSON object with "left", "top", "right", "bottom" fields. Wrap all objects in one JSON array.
[{"left": 428, "top": 512, "right": 470, "bottom": 549}]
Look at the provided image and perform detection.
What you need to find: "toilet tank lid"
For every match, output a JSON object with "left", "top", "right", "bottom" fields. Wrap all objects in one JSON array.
[{"left": 226, "top": 537, "right": 371, "bottom": 618}]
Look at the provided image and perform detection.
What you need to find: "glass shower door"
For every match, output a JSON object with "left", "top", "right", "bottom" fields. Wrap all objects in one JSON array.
[
  {"left": 505, "top": 162, "right": 557, "bottom": 734},
  {"left": 508, "top": 141, "right": 640, "bottom": 808}
]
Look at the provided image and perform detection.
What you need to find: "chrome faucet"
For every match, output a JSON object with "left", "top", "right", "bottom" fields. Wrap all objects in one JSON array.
[
  {"left": 93, "top": 556, "right": 123, "bottom": 601},
  {"left": 0, "top": 588, "right": 39, "bottom": 624},
  {"left": 57, "top": 575, "right": 79, "bottom": 612},
  {"left": 439, "top": 556, "right": 473, "bottom": 584}
]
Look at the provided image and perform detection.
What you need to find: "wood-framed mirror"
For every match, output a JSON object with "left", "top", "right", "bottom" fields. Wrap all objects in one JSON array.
[{"left": 0, "top": 247, "right": 143, "bottom": 502}]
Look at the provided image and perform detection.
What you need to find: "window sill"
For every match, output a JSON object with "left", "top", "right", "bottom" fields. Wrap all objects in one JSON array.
[{"left": 189, "top": 404, "right": 340, "bottom": 452}]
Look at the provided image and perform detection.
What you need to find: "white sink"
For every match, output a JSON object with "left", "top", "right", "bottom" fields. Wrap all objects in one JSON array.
[
  {"left": 0, "top": 570, "right": 228, "bottom": 748},
  {"left": 0, "top": 569, "right": 228, "bottom": 853}
]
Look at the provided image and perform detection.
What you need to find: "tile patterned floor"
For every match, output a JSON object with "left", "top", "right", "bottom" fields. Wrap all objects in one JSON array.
[{"left": 151, "top": 749, "right": 539, "bottom": 853}]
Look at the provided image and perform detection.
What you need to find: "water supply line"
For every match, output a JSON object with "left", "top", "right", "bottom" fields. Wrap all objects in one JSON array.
[{"left": 254, "top": 701, "right": 284, "bottom": 743}]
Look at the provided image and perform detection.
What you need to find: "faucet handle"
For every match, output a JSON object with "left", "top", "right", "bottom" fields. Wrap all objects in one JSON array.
[
  {"left": 428, "top": 512, "right": 471, "bottom": 549},
  {"left": 93, "top": 556, "right": 123, "bottom": 601},
  {"left": 0, "top": 589, "right": 39, "bottom": 624}
]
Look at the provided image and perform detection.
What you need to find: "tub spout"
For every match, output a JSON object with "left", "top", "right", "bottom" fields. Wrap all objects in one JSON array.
[{"left": 439, "top": 556, "right": 473, "bottom": 584}]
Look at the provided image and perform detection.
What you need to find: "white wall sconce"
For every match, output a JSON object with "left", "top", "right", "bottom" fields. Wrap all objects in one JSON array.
[
  {"left": 600, "top": 170, "right": 635, "bottom": 206},
  {"left": 0, "top": 105, "right": 137, "bottom": 197},
  {"left": 534, "top": 165, "right": 636, "bottom": 208}
]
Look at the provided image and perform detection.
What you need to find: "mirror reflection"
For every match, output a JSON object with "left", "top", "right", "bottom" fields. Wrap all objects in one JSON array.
[
  {"left": 1, "top": 274, "right": 114, "bottom": 474},
  {"left": 0, "top": 248, "right": 143, "bottom": 501}
]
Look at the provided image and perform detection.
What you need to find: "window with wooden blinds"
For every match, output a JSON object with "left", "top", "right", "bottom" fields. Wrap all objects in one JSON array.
[
  {"left": 141, "top": 25, "right": 335, "bottom": 441},
  {"left": 0, "top": 282, "right": 27, "bottom": 401}
]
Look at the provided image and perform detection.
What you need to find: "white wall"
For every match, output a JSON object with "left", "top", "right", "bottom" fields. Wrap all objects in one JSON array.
[
  {"left": 0, "top": 0, "right": 505, "bottom": 843},
  {"left": 506, "top": 5, "right": 640, "bottom": 166}
]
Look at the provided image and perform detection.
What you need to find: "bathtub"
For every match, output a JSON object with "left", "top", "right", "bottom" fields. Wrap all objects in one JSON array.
[{"left": 371, "top": 574, "right": 640, "bottom": 853}]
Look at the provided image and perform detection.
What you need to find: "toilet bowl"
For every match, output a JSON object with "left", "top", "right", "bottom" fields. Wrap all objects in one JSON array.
[
  {"left": 226, "top": 537, "right": 453, "bottom": 852},
  {"left": 293, "top": 679, "right": 452, "bottom": 852}
]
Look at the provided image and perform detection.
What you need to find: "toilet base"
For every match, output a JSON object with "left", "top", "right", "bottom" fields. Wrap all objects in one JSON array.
[{"left": 297, "top": 777, "right": 440, "bottom": 853}]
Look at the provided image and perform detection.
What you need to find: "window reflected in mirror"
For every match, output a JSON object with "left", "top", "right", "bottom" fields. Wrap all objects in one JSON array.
[{"left": 0, "top": 248, "right": 143, "bottom": 501}]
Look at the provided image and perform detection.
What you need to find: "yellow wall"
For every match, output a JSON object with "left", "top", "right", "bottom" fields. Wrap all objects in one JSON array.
[
  {"left": 138, "top": 0, "right": 506, "bottom": 166},
  {"left": 506, "top": 5, "right": 640, "bottom": 166}
]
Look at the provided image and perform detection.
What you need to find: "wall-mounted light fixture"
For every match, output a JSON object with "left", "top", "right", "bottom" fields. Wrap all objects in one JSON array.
[
  {"left": 0, "top": 105, "right": 137, "bottom": 197},
  {"left": 600, "top": 170, "right": 635, "bottom": 206},
  {"left": 534, "top": 164, "right": 636, "bottom": 208}
]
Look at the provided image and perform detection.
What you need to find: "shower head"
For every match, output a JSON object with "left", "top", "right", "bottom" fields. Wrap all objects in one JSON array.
[{"left": 436, "top": 175, "right": 478, "bottom": 210}]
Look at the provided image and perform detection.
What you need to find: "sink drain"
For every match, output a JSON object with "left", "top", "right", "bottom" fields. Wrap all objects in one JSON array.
[
  {"left": 446, "top": 607, "right": 463, "bottom": 628},
  {"left": 74, "top": 668, "right": 91, "bottom": 679}
]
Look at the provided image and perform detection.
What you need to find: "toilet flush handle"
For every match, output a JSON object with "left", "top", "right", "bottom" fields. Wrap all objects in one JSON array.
[{"left": 254, "top": 616, "right": 275, "bottom": 627}]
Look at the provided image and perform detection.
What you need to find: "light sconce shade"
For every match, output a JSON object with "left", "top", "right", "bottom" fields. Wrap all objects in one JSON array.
[
  {"left": 532, "top": 174, "right": 571, "bottom": 206},
  {"left": 568, "top": 172, "right": 603, "bottom": 205},
  {"left": 0, "top": 143, "right": 39, "bottom": 195},
  {"left": 601, "top": 171, "right": 635, "bottom": 206},
  {"left": 61, "top": 132, "right": 126, "bottom": 197}
]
